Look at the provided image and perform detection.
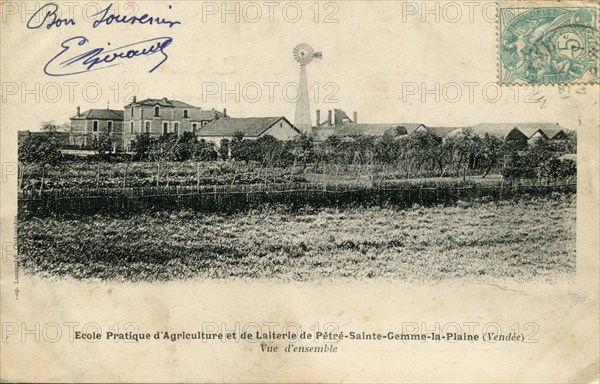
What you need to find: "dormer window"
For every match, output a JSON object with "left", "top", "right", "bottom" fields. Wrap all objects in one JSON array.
[
  {"left": 154, "top": 106, "right": 160, "bottom": 117},
  {"left": 183, "top": 109, "right": 189, "bottom": 118}
]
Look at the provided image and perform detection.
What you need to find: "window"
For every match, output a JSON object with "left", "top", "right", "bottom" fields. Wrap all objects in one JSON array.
[
  {"left": 130, "top": 121, "right": 134, "bottom": 134},
  {"left": 145, "top": 121, "right": 150, "bottom": 133},
  {"left": 201, "top": 121, "right": 208, "bottom": 127},
  {"left": 154, "top": 106, "right": 160, "bottom": 117},
  {"left": 183, "top": 109, "right": 189, "bottom": 118},
  {"left": 163, "top": 122, "right": 168, "bottom": 134},
  {"left": 107, "top": 121, "right": 113, "bottom": 133},
  {"left": 93, "top": 121, "right": 99, "bottom": 132},
  {"left": 174, "top": 122, "right": 179, "bottom": 134},
  {"left": 192, "top": 123, "right": 198, "bottom": 133},
  {"left": 130, "top": 107, "right": 134, "bottom": 117}
]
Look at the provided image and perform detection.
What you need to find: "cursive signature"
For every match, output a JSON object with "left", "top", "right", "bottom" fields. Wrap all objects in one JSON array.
[{"left": 44, "top": 36, "right": 174, "bottom": 76}]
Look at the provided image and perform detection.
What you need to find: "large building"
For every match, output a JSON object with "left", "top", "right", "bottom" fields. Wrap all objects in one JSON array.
[
  {"left": 197, "top": 117, "right": 300, "bottom": 146},
  {"left": 122, "top": 97, "right": 224, "bottom": 151},
  {"left": 69, "top": 107, "right": 124, "bottom": 150}
]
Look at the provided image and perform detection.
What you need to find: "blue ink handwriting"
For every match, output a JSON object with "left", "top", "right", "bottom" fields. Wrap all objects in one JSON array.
[{"left": 44, "top": 36, "right": 173, "bottom": 76}]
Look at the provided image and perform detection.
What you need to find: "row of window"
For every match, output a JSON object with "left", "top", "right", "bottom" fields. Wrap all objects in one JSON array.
[
  {"left": 127, "top": 121, "right": 206, "bottom": 134},
  {"left": 130, "top": 106, "right": 190, "bottom": 118},
  {"left": 91, "top": 120, "right": 113, "bottom": 133}
]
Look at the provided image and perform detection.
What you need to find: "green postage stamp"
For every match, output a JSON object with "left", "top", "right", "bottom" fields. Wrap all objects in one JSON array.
[{"left": 499, "top": 5, "right": 599, "bottom": 85}]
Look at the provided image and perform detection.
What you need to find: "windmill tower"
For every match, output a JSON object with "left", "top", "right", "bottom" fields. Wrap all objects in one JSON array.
[{"left": 293, "top": 43, "right": 322, "bottom": 134}]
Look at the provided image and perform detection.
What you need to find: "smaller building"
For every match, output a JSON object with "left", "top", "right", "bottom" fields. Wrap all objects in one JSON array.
[
  {"left": 69, "top": 107, "right": 124, "bottom": 150},
  {"left": 332, "top": 123, "right": 416, "bottom": 140},
  {"left": 197, "top": 117, "right": 300, "bottom": 145},
  {"left": 515, "top": 123, "right": 570, "bottom": 144},
  {"left": 466, "top": 124, "right": 530, "bottom": 147},
  {"left": 413, "top": 125, "right": 462, "bottom": 139}
]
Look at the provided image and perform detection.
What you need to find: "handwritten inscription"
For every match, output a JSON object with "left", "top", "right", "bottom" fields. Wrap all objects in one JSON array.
[
  {"left": 27, "top": 2, "right": 180, "bottom": 75},
  {"left": 91, "top": 3, "right": 181, "bottom": 29},
  {"left": 44, "top": 36, "right": 173, "bottom": 76},
  {"left": 27, "top": 2, "right": 181, "bottom": 30},
  {"left": 26, "top": 3, "right": 75, "bottom": 29}
]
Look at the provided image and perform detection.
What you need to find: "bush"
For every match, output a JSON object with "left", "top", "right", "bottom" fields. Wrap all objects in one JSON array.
[{"left": 19, "top": 135, "right": 62, "bottom": 165}]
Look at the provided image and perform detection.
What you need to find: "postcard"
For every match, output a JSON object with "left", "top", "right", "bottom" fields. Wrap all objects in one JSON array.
[{"left": 1, "top": 0, "right": 598, "bottom": 382}]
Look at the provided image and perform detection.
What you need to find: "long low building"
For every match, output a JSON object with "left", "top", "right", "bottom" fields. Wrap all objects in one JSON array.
[
  {"left": 196, "top": 116, "right": 301, "bottom": 145},
  {"left": 328, "top": 121, "right": 572, "bottom": 145},
  {"left": 331, "top": 123, "right": 423, "bottom": 140}
]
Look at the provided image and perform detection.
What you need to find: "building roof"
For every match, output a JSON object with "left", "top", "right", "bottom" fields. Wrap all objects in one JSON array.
[
  {"left": 418, "top": 126, "right": 462, "bottom": 138},
  {"left": 470, "top": 123, "right": 569, "bottom": 139},
  {"left": 71, "top": 109, "right": 124, "bottom": 121},
  {"left": 332, "top": 123, "right": 413, "bottom": 137},
  {"left": 403, "top": 123, "right": 426, "bottom": 134},
  {"left": 128, "top": 98, "right": 198, "bottom": 109},
  {"left": 512, "top": 123, "right": 568, "bottom": 138},
  {"left": 198, "top": 117, "right": 297, "bottom": 137},
  {"left": 446, "top": 124, "right": 525, "bottom": 139},
  {"left": 197, "top": 109, "right": 225, "bottom": 121}
]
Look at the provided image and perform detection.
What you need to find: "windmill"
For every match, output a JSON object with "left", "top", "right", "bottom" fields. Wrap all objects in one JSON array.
[{"left": 293, "top": 43, "right": 322, "bottom": 134}]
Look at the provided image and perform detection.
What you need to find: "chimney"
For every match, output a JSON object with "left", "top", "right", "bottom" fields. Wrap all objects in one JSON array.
[
  {"left": 223, "top": 108, "right": 227, "bottom": 118},
  {"left": 162, "top": 97, "right": 168, "bottom": 102},
  {"left": 353, "top": 111, "right": 358, "bottom": 123},
  {"left": 76, "top": 106, "right": 80, "bottom": 116},
  {"left": 327, "top": 110, "right": 332, "bottom": 126},
  {"left": 316, "top": 110, "right": 321, "bottom": 126},
  {"left": 132, "top": 96, "right": 137, "bottom": 103}
]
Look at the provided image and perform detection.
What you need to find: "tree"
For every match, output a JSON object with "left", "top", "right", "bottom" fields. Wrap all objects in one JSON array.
[
  {"left": 175, "top": 132, "right": 198, "bottom": 161},
  {"left": 131, "top": 133, "right": 154, "bottom": 161},
  {"left": 404, "top": 131, "right": 443, "bottom": 176},
  {"left": 219, "top": 139, "right": 230, "bottom": 160},
  {"left": 289, "top": 133, "right": 315, "bottom": 166},
  {"left": 444, "top": 129, "right": 479, "bottom": 180},
  {"left": 92, "top": 133, "right": 113, "bottom": 157},
  {"left": 18, "top": 134, "right": 62, "bottom": 165},
  {"left": 150, "top": 133, "right": 179, "bottom": 163},
  {"left": 477, "top": 133, "right": 504, "bottom": 177}
]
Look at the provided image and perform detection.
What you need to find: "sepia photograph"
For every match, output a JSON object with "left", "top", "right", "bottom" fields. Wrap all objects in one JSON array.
[{"left": 1, "top": 0, "right": 598, "bottom": 382}]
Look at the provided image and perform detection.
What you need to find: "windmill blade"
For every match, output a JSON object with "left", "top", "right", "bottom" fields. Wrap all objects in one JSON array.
[{"left": 293, "top": 43, "right": 315, "bottom": 65}]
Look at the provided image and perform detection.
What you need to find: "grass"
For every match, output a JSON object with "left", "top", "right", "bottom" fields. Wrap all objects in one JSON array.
[{"left": 17, "top": 193, "right": 575, "bottom": 282}]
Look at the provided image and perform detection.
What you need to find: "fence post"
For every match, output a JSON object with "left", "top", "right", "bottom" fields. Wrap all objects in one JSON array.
[{"left": 196, "top": 162, "right": 200, "bottom": 192}]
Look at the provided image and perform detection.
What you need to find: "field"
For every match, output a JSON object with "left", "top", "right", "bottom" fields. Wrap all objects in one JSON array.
[
  {"left": 19, "top": 161, "right": 514, "bottom": 192},
  {"left": 17, "top": 193, "right": 576, "bottom": 282}
]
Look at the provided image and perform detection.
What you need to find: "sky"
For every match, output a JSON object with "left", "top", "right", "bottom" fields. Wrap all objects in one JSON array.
[{"left": 1, "top": 1, "right": 598, "bottom": 132}]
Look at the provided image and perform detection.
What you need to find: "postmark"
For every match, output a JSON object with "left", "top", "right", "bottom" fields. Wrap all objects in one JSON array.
[{"left": 499, "top": 6, "right": 599, "bottom": 85}]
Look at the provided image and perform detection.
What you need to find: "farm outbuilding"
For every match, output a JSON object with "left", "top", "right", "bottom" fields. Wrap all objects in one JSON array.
[
  {"left": 196, "top": 116, "right": 300, "bottom": 146},
  {"left": 331, "top": 123, "right": 417, "bottom": 140}
]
